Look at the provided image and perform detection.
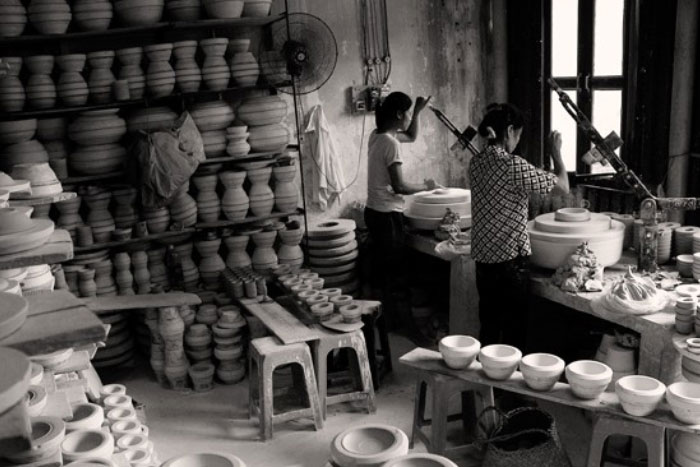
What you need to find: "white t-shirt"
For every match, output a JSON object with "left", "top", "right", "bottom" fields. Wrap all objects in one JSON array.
[{"left": 366, "top": 131, "right": 404, "bottom": 212}]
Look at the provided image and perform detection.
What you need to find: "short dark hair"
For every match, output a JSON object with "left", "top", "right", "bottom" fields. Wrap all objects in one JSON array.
[
  {"left": 376, "top": 92, "right": 412, "bottom": 129},
  {"left": 478, "top": 103, "right": 525, "bottom": 143}
]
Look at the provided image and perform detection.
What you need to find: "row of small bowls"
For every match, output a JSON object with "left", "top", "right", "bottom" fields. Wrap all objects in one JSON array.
[{"left": 438, "top": 335, "right": 700, "bottom": 424}]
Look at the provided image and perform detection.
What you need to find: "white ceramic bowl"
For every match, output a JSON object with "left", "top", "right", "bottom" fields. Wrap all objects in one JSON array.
[
  {"left": 61, "top": 429, "right": 114, "bottom": 462},
  {"left": 65, "top": 403, "right": 104, "bottom": 432},
  {"left": 99, "top": 384, "right": 126, "bottom": 404},
  {"left": 519, "top": 353, "right": 565, "bottom": 391},
  {"left": 667, "top": 382, "right": 700, "bottom": 424},
  {"left": 565, "top": 360, "right": 613, "bottom": 400},
  {"left": 478, "top": 345, "right": 522, "bottom": 381},
  {"left": 330, "top": 424, "right": 409, "bottom": 467},
  {"left": 160, "top": 453, "right": 246, "bottom": 467},
  {"left": 382, "top": 453, "right": 459, "bottom": 467},
  {"left": 439, "top": 335, "right": 480, "bottom": 370},
  {"left": 614, "top": 375, "right": 665, "bottom": 416}
]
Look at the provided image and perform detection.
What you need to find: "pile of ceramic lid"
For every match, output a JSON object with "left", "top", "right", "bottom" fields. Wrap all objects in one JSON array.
[
  {"left": 94, "top": 309, "right": 136, "bottom": 370},
  {"left": 527, "top": 208, "right": 625, "bottom": 269},
  {"left": 0, "top": 207, "right": 55, "bottom": 254},
  {"left": 307, "top": 219, "right": 359, "bottom": 295},
  {"left": 10, "top": 162, "right": 62, "bottom": 198},
  {"left": 403, "top": 188, "right": 471, "bottom": 231}
]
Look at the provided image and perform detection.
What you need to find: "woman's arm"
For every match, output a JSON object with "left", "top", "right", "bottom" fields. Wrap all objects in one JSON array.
[
  {"left": 396, "top": 96, "right": 431, "bottom": 143},
  {"left": 388, "top": 163, "right": 436, "bottom": 195},
  {"left": 548, "top": 131, "right": 570, "bottom": 195}
]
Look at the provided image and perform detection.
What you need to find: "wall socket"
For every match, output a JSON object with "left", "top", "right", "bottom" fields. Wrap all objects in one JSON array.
[{"left": 350, "top": 84, "right": 391, "bottom": 113}]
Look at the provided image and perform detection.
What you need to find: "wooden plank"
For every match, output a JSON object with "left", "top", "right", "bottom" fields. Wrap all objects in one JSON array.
[
  {"left": 195, "top": 210, "right": 301, "bottom": 229},
  {"left": 72, "top": 229, "right": 196, "bottom": 254},
  {"left": 83, "top": 292, "right": 202, "bottom": 313},
  {"left": 238, "top": 297, "right": 320, "bottom": 344},
  {"left": 25, "top": 290, "right": 83, "bottom": 317},
  {"left": 62, "top": 172, "right": 125, "bottom": 185},
  {"left": 9, "top": 191, "right": 77, "bottom": 207},
  {"left": 400, "top": 347, "right": 700, "bottom": 434},
  {"left": 0, "top": 229, "right": 73, "bottom": 270},
  {"left": 51, "top": 350, "right": 91, "bottom": 374}
]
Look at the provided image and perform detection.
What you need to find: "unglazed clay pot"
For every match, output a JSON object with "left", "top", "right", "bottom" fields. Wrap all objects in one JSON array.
[
  {"left": 225, "top": 127, "right": 250, "bottom": 157},
  {"left": 142, "top": 206, "right": 170, "bottom": 233},
  {"left": 79, "top": 268, "right": 97, "bottom": 297},
  {"left": 113, "top": 252, "right": 134, "bottom": 295},
  {"left": 87, "top": 51, "right": 115, "bottom": 104},
  {"left": 192, "top": 174, "right": 220, "bottom": 223},
  {"left": 1, "top": 139, "right": 49, "bottom": 172},
  {"left": 127, "top": 106, "right": 178, "bottom": 133},
  {"left": 112, "top": 186, "right": 138, "bottom": 228},
  {"left": 73, "top": 0, "right": 113, "bottom": 31},
  {"left": 173, "top": 41, "right": 201, "bottom": 93},
  {"left": 0, "top": 118, "right": 36, "bottom": 145},
  {"left": 56, "top": 54, "right": 89, "bottom": 106},
  {"left": 84, "top": 190, "right": 115, "bottom": 243},
  {"left": 247, "top": 167, "right": 274, "bottom": 216},
  {"left": 165, "top": 0, "right": 202, "bottom": 21},
  {"left": 251, "top": 230, "right": 277, "bottom": 271},
  {"left": 259, "top": 50, "right": 291, "bottom": 85},
  {"left": 147, "top": 247, "right": 169, "bottom": 289},
  {"left": 69, "top": 144, "right": 126, "bottom": 175},
  {"left": 224, "top": 234, "right": 251, "bottom": 269},
  {"left": 114, "top": 0, "right": 164, "bottom": 26},
  {"left": 277, "top": 227, "right": 303, "bottom": 270},
  {"left": 0, "top": 57, "right": 25, "bottom": 112},
  {"left": 28, "top": 0, "right": 71, "bottom": 35},
  {"left": 168, "top": 184, "right": 197, "bottom": 227},
  {"left": 248, "top": 123, "right": 290, "bottom": 153},
  {"left": 219, "top": 170, "right": 248, "bottom": 220},
  {"left": 236, "top": 94, "right": 287, "bottom": 126},
  {"left": 131, "top": 250, "right": 151, "bottom": 294},
  {"left": 145, "top": 43, "right": 175, "bottom": 98},
  {"left": 94, "top": 259, "right": 117, "bottom": 296},
  {"left": 69, "top": 109, "right": 126, "bottom": 145},
  {"left": 273, "top": 165, "right": 297, "bottom": 212},
  {"left": 116, "top": 47, "right": 145, "bottom": 100},
  {"left": 0, "top": 1, "right": 27, "bottom": 37},
  {"left": 203, "top": 0, "right": 243, "bottom": 18},
  {"left": 56, "top": 195, "right": 82, "bottom": 239},
  {"left": 242, "top": 0, "right": 271, "bottom": 16},
  {"left": 229, "top": 52, "right": 259, "bottom": 87},
  {"left": 200, "top": 38, "right": 230, "bottom": 91},
  {"left": 195, "top": 237, "right": 225, "bottom": 290},
  {"left": 25, "top": 55, "right": 55, "bottom": 109},
  {"left": 173, "top": 242, "right": 199, "bottom": 291},
  {"left": 189, "top": 100, "right": 234, "bottom": 132},
  {"left": 201, "top": 130, "right": 227, "bottom": 158}
]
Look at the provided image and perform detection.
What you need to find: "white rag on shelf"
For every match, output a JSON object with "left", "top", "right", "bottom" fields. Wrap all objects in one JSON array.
[{"left": 304, "top": 104, "right": 347, "bottom": 210}]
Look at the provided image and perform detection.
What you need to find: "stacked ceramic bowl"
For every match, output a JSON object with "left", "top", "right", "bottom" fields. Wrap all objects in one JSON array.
[
  {"left": 677, "top": 254, "right": 694, "bottom": 278},
  {"left": 528, "top": 208, "right": 624, "bottom": 269},
  {"left": 236, "top": 94, "right": 290, "bottom": 154},
  {"left": 404, "top": 188, "right": 471, "bottom": 231},
  {"left": 93, "top": 310, "right": 136, "bottom": 370},
  {"left": 185, "top": 323, "right": 213, "bottom": 366},
  {"left": 190, "top": 100, "right": 235, "bottom": 159},
  {"left": 307, "top": 219, "right": 359, "bottom": 295},
  {"left": 213, "top": 306, "right": 246, "bottom": 384},
  {"left": 68, "top": 109, "right": 127, "bottom": 175},
  {"left": 225, "top": 125, "right": 251, "bottom": 158},
  {"left": 0, "top": 208, "right": 54, "bottom": 255},
  {"left": 672, "top": 432, "right": 700, "bottom": 467},
  {"left": 10, "top": 162, "right": 62, "bottom": 199},
  {"left": 667, "top": 381, "right": 700, "bottom": 424},
  {"left": 676, "top": 297, "right": 697, "bottom": 335},
  {"left": 682, "top": 351, "right": 700, "bottom": 384},
  {"left": 676, "top": 226, "right": 700, "bottom": 255}
]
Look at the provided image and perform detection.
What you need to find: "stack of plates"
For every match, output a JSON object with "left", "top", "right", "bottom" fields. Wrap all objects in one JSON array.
[
  {"left": 682, "top": 356, "right": 700, "bottom": 383},
  {"left": 695, "top": 253, "right": 700, "bottom": 281},
  {"left": 676, "top": 226, "right": 700, "bottom": 255},
  {"left": 657, "top": 227, "right": 674, "bottom": 264},
  {"left": 307, "top": 219, "right": 359, "bottom": 295},
  {"left": 678, "top": 254, "right": 695, "bottom": 278},
  {"left": 93, "top": 311, "right": 135, "bottom": 370}
]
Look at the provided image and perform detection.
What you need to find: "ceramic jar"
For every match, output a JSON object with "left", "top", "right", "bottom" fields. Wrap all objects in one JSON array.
[
  {"left": 85, "top": 190, "right": 115, "bottom": 243},
  {"left": 228, "top": 52, "right": 259, "bottom": 87},
  {"left": 203, "top": 0, "right": 243, "bottom": 18},
  {"left": 131, "top": 250, "right": 151, "bottom": 294},
  {"left": 25, "top": 55, "right": 56, "bottom": 109},
  {"left": 147, "top": 247, "right": 170, "bottom": 290},
  {"left": 273, "top": 165, "right": 297, "bottom": 212},
  {"left": 236, "top": 94, "right": 287, "bottom": 126},
  {"left": 196, "top": 237, "right": 225, "bottom": 290},
  {"left": 247, "top": 167, "right": 274, "bottom": 216},
  {"left": 0, "top": 1, "right": 27, "bottom": 37},
  {"left": 251, "top": 230, "right": 277, "bottom": 271},
  {"left": 248, "top": 123, "right": 290, "bottom": 153},
  {"left": 36, "top": 117, "right": 66, "bottom": 141},
  {"left": 73, "top": 0, "right": 113, "bottom": 31},
  {"left": 56, "top": 195, "right": 82, "bottom": 241},
  {"left": 173, "top": 242, "right": 199, "bottom": 291},
  {"left": 168, "top": 183, "right": 197, "bottom": 227},
  {"left": 224, "top": 234, "right": 251, "bottom": 269},
  {"left": 55, "top": 54, "right": 88, "bottom": 107},
  {"left": 69, "top": 109, "right": 127, "bottom": 145},
  {"left": 79, "top": 268, "right": 97, "bottom": 297},
  {"left": 277, "top": 227, "right": 303, "bottom": 271},
  {"left": 1, "top": 139, "right": 49, "bottom": 172},
  {"left": 0, "top": 57, "right": 25, "bottom": 112},
  {"left": 166, "top": 0, "right": 202, "bottom": 21},
  {"left": 114, "top": 0, "right": 164, "bottom": 27},
  {"left": 112, "top": 187, "right": 138, "bottom": 229},
  {"left": 87, "top": 51, "right": 115, "bottom": 104},
  {"left": 193, "top": 174, "right": 220, "bottom": 223},
  {"left": 190, "top": 100, "right": 234, "bottom": 132},
  {"left": 142, "top": 206, "right": 170, "bottom": 233},
  {"left": 69, "top": 143, "right": 126, "bottom": 175},
  {"left": 201, "top": 130, "right": 227, "bottom": 158},
  {"left": 145, "top": 43, "right": 175, "bottom": 98},
  {"left": 94, "top": 259, "right": 117, "bottom": 296},
  {"left": 116, "top": 47, "right": 145, "bottom": 100},
  {"left": 28, "top": 0, "right": 71, "bottom": 35},
  {"left": 113, "top": 252, "right": 135, "bottom": 295},
  {"left": 200, "top": 38, "right": 230, "bottom": 91},
  {"left": 173, "top": 41, "right": 201, "bottom": 93},
  {"left": 159, "top": 305, "right": 185, "bottom": 352},
  {"left": 219, "top": 170, "right": 248, "bottom": 220},
  {"left": 225, "top": 126, "right": 250, "bottom": 157},
  {"left": 242, "top": 0, "right": 271, "bottom": 16}
]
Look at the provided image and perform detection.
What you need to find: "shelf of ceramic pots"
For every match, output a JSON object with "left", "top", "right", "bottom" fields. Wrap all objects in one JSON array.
[{"left": 194, "top": 208, "right": 301, "bottom": 230}]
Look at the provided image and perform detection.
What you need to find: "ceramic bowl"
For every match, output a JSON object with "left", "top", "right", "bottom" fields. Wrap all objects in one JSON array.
[
  {"left": 103, "top": 394, "right": 132, "bottom": 411},
  {"left": 565, "top": 360, "right": 613, "bottom": 400},
  {"left": 99, "top": 384, "right": 126, "bottom": 404},
  {"left": 122, "top": 448, "right": 151, "bottom": 466},
  {"left": 439, "top": 335, "right": 480, "bottom": 370},
  {"left": 65, "top": 403, "right": 104, "bottom": 432},
  {"left": 339, "top": 304, "right": 362, "bottom": 323},
  {"left": 330, "top": 424, "right": 409, "bottom": 467},
  {"left": 161, "top": 453, "right": 246, "bottom": 467},
  {"left": 382, "top": 454, "right": 459, "bottom": 467},
  {"left": 519, "top": 353, "right": 565, "bottom": 391},
  {"left": 614, "top": 375, "right": 665, "bottom": 417},
  {"left": 667, "top": 382, "right": 700, "bottom": 424},
  {"left": 672, "top": 432, "right": 700, "bottom": 464},
  {"left": 478, "top": 344, "right": 522, "bottom": 380},
  {"left": 61, "top": 429, "right": 114, "bottom": 462}
]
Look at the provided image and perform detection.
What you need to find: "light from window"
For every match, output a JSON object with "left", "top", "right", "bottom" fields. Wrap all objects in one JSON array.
[
  {"left": 590, "top": 90, "right": 622, "bottom": 174},
  {"left": 551, "top": 0, "right": 579, "bottom": 77},
  {"left": 550, "top": 89, "right": 578, "bottom": 171},
  {"left": 594, "top": 0, "right": 624, "bottom": 76}
]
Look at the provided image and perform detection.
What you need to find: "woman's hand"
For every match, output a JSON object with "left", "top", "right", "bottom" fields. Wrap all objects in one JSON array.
[
  {"left": 414, "top": 95, "right": 432, "bottom": 114},
  {"left": 548, "top": 130, "right": 562, "bottom": 157},
  {"left": 424, "top": 179, "right": 441, "bottom": 190}
]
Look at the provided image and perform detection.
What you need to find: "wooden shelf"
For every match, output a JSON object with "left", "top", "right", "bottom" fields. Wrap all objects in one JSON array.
[
  {"left": 195, "top": 210, "right": 301, "bottom": 229},
  {"left": 9, "top": 191, "right": 77, "bottom": 207},
  {"left": 0, "top": 229, "right": 73, "bottom": 269},
  {"left": 199, "top": 151, "right": 281, "bottom": 165},
  {"left": 62, "top": 172, "right": 126, "bottom": 185},
  {"left": 72, "top": 228, "right": 196, "bottom": 254},
  {"left": 84, "top": 292, "right": 202, "bottom": 314}
]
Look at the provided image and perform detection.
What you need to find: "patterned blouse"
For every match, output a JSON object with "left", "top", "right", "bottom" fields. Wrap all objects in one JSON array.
[{"left": 468, "top": 145, "right": 558, "bottom": 263}]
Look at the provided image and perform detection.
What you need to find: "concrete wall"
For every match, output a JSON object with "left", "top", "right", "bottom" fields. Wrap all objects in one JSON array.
[{"left": 273, "top": 0, "right": 506, "bottom": 223}]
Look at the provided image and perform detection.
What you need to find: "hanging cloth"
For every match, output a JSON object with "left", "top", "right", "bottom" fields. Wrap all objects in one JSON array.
[{"left": 304, "top": 104, "right": 347, "bottom": 210}]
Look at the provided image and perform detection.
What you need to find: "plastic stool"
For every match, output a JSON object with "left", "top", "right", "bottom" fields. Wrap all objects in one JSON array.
[
  {"left": 312, "top": 327, "right": 376, "bottom": 419},
  {"left": 586, "top": 413, "right": 665, "bottom": 467},
  {"left": 356, "top": 300, "right": 392, "bottom": 389},
  {"left": 248, "top": 336, "right": 323, "bottom": 440},
  {"left": 410, "top": 371, "right": 495, "bottom": 456}
]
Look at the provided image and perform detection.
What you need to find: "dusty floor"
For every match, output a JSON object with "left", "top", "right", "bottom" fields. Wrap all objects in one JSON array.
[{"left": 114, "top": 334, "right": 596, "bottom": 467}]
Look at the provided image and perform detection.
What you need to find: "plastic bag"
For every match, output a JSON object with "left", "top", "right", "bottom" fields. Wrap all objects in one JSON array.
[{"left": 434, "top": 239, "right": 471, "bottom": 260}]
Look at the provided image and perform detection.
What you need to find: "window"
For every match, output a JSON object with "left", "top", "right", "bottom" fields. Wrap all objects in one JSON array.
[{"left": 545, "top": 0, "right": 629, "bottom": 176}]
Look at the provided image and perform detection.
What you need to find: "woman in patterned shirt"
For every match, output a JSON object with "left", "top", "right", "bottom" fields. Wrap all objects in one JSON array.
[{"left": 469, "top": 103, "right": 569, "bottom": 348}]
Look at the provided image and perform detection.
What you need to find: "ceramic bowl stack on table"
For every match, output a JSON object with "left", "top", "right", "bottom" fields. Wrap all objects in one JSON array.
[
  {"left": 675, "top": 297, "right": 697, "bottom": 335},
  {"left": 403, "top": 188, "right": 471, "bottom": 231},
  {"left": 528, "top": 208, "right": 625, "bottom": 269},
  {"left": 236, "top": 94, "right": 290, "bottom": 154},
  {"left": 676, "top": 226, "right": 700, "bottom": 256},
  {"left": 307, "top": 219, "right": 359, "bottom": 295}
]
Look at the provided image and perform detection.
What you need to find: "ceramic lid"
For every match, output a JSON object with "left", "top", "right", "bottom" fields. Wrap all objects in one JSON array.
[
  {"left": 0, "top": 208, "right": 34, "bottom": 235},
  {"left": 0, "top": 343, "right": 31, "bottom": 413},
  {"left": 412, "top": 188, "right": 470, "bottom": 205},
  {"left": 533, "top": 209, "right": 612, "bottom": 234},
  {"left": 11, "top": 162, "right": 59, "bottom": 186},
  {"left": 0, "top": 171, "right": 31, "bottom": 194}
]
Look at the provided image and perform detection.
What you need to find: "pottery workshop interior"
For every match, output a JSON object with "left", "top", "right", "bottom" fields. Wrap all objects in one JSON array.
[{"left": 7, "top": 0, "right": 700, "bottom": 466}]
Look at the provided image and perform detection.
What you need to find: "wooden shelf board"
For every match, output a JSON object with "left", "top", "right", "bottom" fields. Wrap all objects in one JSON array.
[
  {"left": 9, "top": 191, "right": 77, "bottom": 207},
  {"left": 0, "top": 229, "right": 73, "bottom": 270},
  {"left": 84, "top": 292, "right": 202, "bottom": 314},
  {"left": 195, "top": 210, "right": 300, "bottom": 229},
  {"left": 72, "top": 228, "right": 196, "bottom": 254},
  {"left": 62, "top": 172, "right": 126, "bottom": 185},
  {"left": 199, "top": 151, "right": 281, "bottom": 165}
]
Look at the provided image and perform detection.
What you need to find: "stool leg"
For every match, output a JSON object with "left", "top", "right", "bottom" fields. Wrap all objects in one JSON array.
[
  {"left": 473, "top": 385, "right": 496, "bottom": 433},
  {"left": 315, "top": 343, "right": 329, "bottom": 421},
  {"left": 410, "top": 379, "right": 427, "bottom": 449},
  {"left": 260, "top": 359, "right": 274, "bottom": 441},
  {"left": 642, "top": 427, "right": 665, "bottom": 467},
  {"left": 248, "top": 354, "right": 257, "bottom": 419},
  {"left": 429, "top": 378, "right": 449, "bottom": 455},
  {"left": 301, "top": 349, "right": 324, "bottom": 430},
  {"left": 377, "top": 311, "right": 392, "bottom": 373},
  {"left": 363, "top": 314, "right": 379, "bottom": 390},
  {"left": 352, "top": 331, "right": 376, "bottom": 414}
]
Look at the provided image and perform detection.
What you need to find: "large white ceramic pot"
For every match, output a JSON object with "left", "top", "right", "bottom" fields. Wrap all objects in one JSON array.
[
  {"left": 236, "top": 95, "right": 286, "bottom": 126},
  {"left": 330, "top": 424, "right": 409, "bottom": 467}
]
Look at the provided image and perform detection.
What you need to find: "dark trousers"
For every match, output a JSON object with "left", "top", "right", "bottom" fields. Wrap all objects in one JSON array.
[{"left": 475, "top": 255, "right": 531, "bottom": 350}]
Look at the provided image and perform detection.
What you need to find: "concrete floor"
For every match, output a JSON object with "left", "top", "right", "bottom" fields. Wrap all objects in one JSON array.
[{"left": 115, "top": 334, "right": 596, "bottom": 467}]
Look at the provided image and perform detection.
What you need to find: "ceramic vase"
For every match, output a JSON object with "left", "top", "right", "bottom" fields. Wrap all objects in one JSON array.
[
  {"left": 78, "top": 268, "right": 97, "bottom": 297},
  {"left": 236, "top": 94, "right": 287, "bottom": 126},
  {"left": 201, "top": 130, "right": 227, "bottom": 158},
  {"left": 259, "top": 51, "right": 290, "bottom": 85},
  {"left": 85, "top": 190, "right": 115, "bottom": 243},
  {"left": 113, "top": 252, "right": 135, "bottom": 295},
  {"left": 63, "top": 266, "right": 81, "bottom": 295},
  {"left": 0, "top": 57, "right": 25, "bottom": 112},
  {"left": 169, "top": 183, "right": 197, "bottom": 227},
  {"left": 94, "top": 259, "right": 117, "bottom": 296},
  {"left": 56, "top": 195, "right": 82, "bottom": 241},
  {"left": 200, "top": 38, "right": 230, "bottom": 91},
  {"left": 173, "top": 242, "right": 199, "bottom": 291},
  {"left": 116, "top": 47, "right": 145, "bottom": 100},
  {"left": 0, "top": 1, "right": 27, "bottom": 37},
  {"left": 87, "top": 50, "right": 115, "bottom": 104},
  {"left": 112, "top": 186, "right": 138, "bottom": 229},
  {"left": 196, "top": 237, "right": 225, "bottom": 290},
  {"left": 193, "top": 174, "right": 220, "bottom": 223},
  {"left": 173, "top": 40, "right": 201, "bottom": 93},
  {"left": 114, "top": 0, "right": 164, "bottom": 26},
  {"left": 219, "top": 170, "right": 249, "bottom": 220},
  {"left": 251, "top": 230, "right": 277, "bottom": 271},
  {"left": 142, "top": 206, "right": 170, "bottom": 233},
  {"left": 272, "top": 165, "right": 298, "bottom": 212},
  {"left": 145, "top": 43, "right": 175, "bottom": 98},
  {"left": 68, "top": 109, "right": 126, "bottom": 145},
  {"left": 224, "top": 234, "right": 251, "bottom": 269},
  {"left": 28, "top": 0, "right": 71, "bottom": 35},
  {"left": 203, "top": 0, "right": 243, "bottom": 18},
  {"left": 147, "top": 247, "right": 170, "bottom": 290},
  {"left": 131, "top": 250, "right": 151, "bottom": 294},
  {"left": 25, "top": 55, "right": 56, "bottom": 109},
  {"left": 247, "top": 167, "right": 274, "bottom": 216},
  {"left": 225, "top": 126, "right": 250, "bottom": 157},
  {"left": 248, "top": 123, "right": 290, "bottom": 153},
  {"left": 55, "top": 54, "right": 89, "bottom": 107},
  {"left": 73, "top": 0, "right": 113, "bottom": 31},
  {"left": 190, "top": 100, "right": 234, "bottom": 132},
  {"left": 69, "top": 143, "right": 126, "bottom": 175},
  {"left": 229, "top": 52, "right": 259, "bottom": 87},
  {"left": 277, "top": 227, "right": 304, "bottom": 271},
  {"left": 166, "top": 0, "right": 201, "bottom": 20}
]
